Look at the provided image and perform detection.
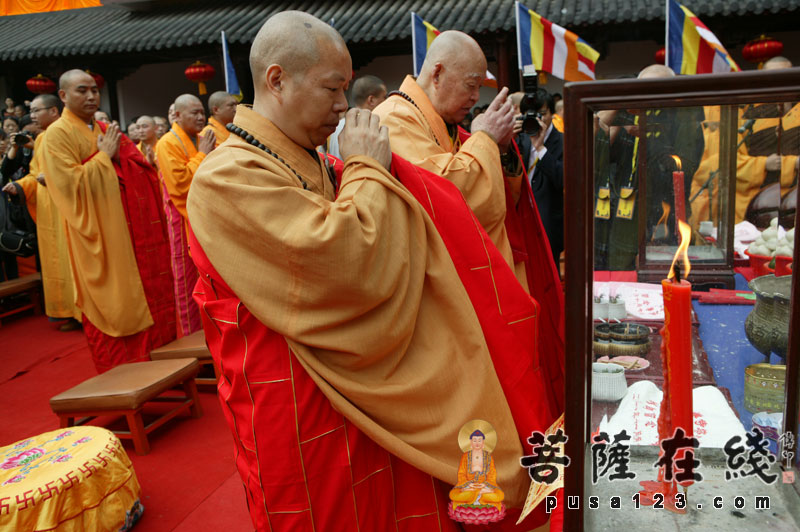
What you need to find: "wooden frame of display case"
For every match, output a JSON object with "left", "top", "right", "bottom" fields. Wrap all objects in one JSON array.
[{"left": 562, "top": 68, "right": 800, "bottom": 531}]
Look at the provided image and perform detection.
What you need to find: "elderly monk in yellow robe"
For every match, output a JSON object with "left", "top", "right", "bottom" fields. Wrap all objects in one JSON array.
[
  {"left": 373, "top": 32, "right": 519, "bottom": 278},
  {"left": 135, "top": 115, "right": 158, "bottom": 166},
  {"left": 373, "top": 30, "right": 566, "bottom": 420},
  {"left": 200, "top": 91, "right": 237, "bottom": 147},
  {"left": 155, "top": 94, "right": 214, "bottom": 337},
  {"left": 43, "top": 70, "right": 175, "bottom": 372},
  {"left": 2, "top": 93, "right": 81, "bottom": 327},
  {"left": 188, "top": 11, "right": 552, "bottom": 532}
]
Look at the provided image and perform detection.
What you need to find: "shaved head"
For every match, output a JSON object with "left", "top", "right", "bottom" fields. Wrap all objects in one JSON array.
[
  {"left": 248, "top": 11, "right": 350, "bottom": 149},
  {"left": 137, "top": 115, "right": 157, "bottom": 143},
  {"left": 420, "top": 31, "right": 486, "bottom": 80},
  {"left": 32, "top": 93, "right": 60, "bottom": 109},
  {"left": 638, "top": 64, "right": 676, "bottom": 79},
  {"left": 417, "top": 31, "right": 487, "bottom": 124},
  {"left": 208, "top": 91, "right": 238, "bottom": 124},
  {"left": 58, "top": 69, "right": 100, "bottom": 123},
  {"left": 59, "top": 69, "right": 94, "bottom": 91},
  {"left": 764, "top": 56, "right": 792, "bottom": 70},
  {"left": 249, "top": 10, "right": 346, "bottom": 89},
  {"left": 174, "top": 94, "right": 202, "bottom": 112},
  {"left": 136, "top": 115, "right": 154, "bottom": 126}
]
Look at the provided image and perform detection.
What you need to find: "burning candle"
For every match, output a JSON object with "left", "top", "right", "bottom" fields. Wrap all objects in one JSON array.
[
  {"left": 661, "top": 219, "right": 694, "bottom": 470},
  {"left": 639, "top": 221, "right": 694, "bottom": 511},
  {"left": 671, "top": 155, "right": 687, "bottom": 233}
]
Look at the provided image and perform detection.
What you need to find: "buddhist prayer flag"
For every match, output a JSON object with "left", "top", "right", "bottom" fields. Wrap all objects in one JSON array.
[
  {"left": 411, "top": 12, "right": 440, "bottom": 77},
  {"left": 515, "top": 1, "right": 600, "bottom": 82},
  {"left": 514, "top": 2, "right": 600, "bottom": 81},
  {"left": 410, "top": 13, "right": 499, "bottom": 87},
  {"left": 221, "top": 30, "right": 243, "bottom": 101},
  {"left": 666, "top": 0, "right": 740, "bottom": 74}
]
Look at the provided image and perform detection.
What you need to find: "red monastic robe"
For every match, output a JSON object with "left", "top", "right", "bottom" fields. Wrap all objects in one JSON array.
[{"left": 191, "top": 152, "right": 558, "bottom": 532}]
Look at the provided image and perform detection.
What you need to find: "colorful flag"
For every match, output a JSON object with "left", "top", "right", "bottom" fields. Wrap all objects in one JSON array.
[
  {"left": 221, "top": 30, "right": 243, "bottom": 101},
  {"left": 666, "top": 0, "right": 739, "bottom": 75},
  {"left": 515, "top": 1, "right": 600, "bottom": 81},
  {"left": 411, "top": 13, "right": 499, "bottom": 87},
  {"left": 411, "top": 12, "right": 440, "bottom": 77}
]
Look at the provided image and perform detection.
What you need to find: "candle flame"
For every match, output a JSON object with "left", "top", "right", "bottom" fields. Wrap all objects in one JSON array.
[
  {"left": 671, "top": 155, "right": 682, "bottom": 171},
  {"left": 669, "top": 220, "right": 692, "bottom": 280}
]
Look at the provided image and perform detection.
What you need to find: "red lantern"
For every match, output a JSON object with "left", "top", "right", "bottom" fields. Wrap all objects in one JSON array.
[
  {"left": 742, "top": 35, "right": 783, "bottom": 69},
  {"left": 185, "top": 61, "right": 215, "bottom": 95},
  {"left": 86, "top": 70, "right": 105, "bottom": 90},
  {"left": 655, "top": 46, "right": 666, "bottom": 65},
  {"left": 26, "top": 74, "right": 56, "bottom": 94}
]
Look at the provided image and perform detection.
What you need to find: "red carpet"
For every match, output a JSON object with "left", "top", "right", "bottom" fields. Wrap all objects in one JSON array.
[{"left": 0, "top": 312, "right": 253, "bottom": 531}]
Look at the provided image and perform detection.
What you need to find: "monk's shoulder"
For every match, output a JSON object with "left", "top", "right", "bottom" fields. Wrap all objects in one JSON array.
[
  {"left": 374, "top": 96, "right": 420, "bottom": 124},
  {"left": 194, "top": 140, "right": 280, "bottom": 187}
]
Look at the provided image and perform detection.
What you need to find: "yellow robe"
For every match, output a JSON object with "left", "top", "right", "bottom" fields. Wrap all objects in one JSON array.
[
  {"left": 689, "top": 106, "right": 798, "bottom": 226},
  {"left": 15, "top": 131, "right": 80, "bottom": 320},
  {"left": 187, "top": 105, "right": 532, "bottom": 506},
  {"left": 154, "top": 122, "right": 206, "bottom": 219},
  {"left": 449, "top": 449, "right": 504, "bottom": 510},
  {"left": 200, "top": 116, "right": 230, "bottom": 147},
  {"left": 42, "top": 108, "right": 152, "bottom": 336},
  {"left": 373, "top": 76, "right": 518, "bottom": 278}
]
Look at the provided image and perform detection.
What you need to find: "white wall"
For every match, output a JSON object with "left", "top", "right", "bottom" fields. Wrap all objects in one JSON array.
[{"left": 116, "top": 60, "right": 225, "bottom": 129}]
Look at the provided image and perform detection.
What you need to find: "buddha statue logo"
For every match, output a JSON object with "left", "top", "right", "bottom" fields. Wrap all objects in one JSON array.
[{"left": 448, "top": 419, "right": 507, "bottom": 524}]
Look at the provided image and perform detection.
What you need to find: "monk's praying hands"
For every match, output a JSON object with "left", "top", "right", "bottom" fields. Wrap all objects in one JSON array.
[
  {"left": 338, "top": 107, "right": 391, "bottom": 170},
  {"left": 97, "top": 122, "right": 121, "bottom": 160},
  {"left": 471, "top": 87, "right": 516, "bottom": 151},
  {"left": 198, "top": 130, "right": 216, "bottom": 154}
]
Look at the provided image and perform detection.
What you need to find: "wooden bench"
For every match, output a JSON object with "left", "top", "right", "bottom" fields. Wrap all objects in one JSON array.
[
  {"left": 0, "top": 272, "right": 43, "bottom": 324},
  {"left": 150, "top": 330, "right": 218, "bottom": 389},
  {"left": 49, "top": 358, "right": 202, "bottom": 455}
]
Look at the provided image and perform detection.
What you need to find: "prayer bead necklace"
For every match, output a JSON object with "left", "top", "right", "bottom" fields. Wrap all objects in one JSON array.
[
  {"left": 387, "top": 90, "right": 458, "bottom": 148},
  {"left": 226, "top": 123, "right": 309, "bottom": 190}
]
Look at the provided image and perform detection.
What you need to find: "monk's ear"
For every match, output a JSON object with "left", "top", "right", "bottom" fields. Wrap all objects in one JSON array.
[
  {"left": 58, "top": 89, "right": 67, "bottom": 106},
  {"left": 264, "top": 64, "right": 285, "bottom": 100},
  {"left": 431, "top": 63, "right": 444, "bottom": 87}
]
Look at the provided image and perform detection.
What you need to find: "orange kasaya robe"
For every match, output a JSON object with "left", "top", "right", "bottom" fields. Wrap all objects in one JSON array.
[
  {"left": 374, "top": 76, "right": 565, "bottom": 418},
  {"left": 14, "top": 130, "right": 80, "bottom": 320},
  {"left": 188, "top": 105, "right": 556, "bottom": 531},
  {"left": 154, "top": 122, "right": 205, "bottom": 337},
  {"left": 43, "top": 108, "right": 176, "bottom": 372},
  {"left": 689, "top": 106, "right": 798, "bottom": 226},
  {"left": 200, "top": 116, "right": 230, "bottom": 147}
]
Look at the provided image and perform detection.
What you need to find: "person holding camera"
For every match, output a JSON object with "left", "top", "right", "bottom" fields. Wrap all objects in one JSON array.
[
  {"left": 517, "top": 88, "right": 564, "bottom": 267},
  {"left": 1, "top": 117, "right": 36, "bottom": 185}
]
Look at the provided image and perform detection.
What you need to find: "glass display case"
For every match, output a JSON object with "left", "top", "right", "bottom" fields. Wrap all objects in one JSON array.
[{"left": 562, "top": 68, "right": 800, "bottom": 531}]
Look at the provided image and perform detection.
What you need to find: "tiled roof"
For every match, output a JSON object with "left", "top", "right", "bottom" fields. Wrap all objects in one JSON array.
[{"left": 0, "top": 0, "right": 795, "bottom": 62}]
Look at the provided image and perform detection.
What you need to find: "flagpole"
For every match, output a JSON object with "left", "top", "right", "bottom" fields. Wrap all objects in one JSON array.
[
  {"left": 221, "top": 30, "right": 230, "bottom": 93},
  {"left": 664, "top": 0, "right": 670, "bottom": 70},
  {"left": 515, "top": 1, "right": 523, "bottom": 71},
  {"left": 411, "top": 12, "right": 418, "bottom": 76}
]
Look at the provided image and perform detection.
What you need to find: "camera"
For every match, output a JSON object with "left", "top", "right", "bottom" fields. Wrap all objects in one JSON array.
[
  {"left": 14, "top": 133, "right": 31, "bottom": 145},
  {"left": 518, "top": 71, "right": 542, "bottom": 136}
]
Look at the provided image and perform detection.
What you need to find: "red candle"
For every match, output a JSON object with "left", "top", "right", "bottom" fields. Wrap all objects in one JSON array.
[
  {"left": 661, "top": 277, "right": 693, "bottom": 446},
  {"left": 661, "top": 220, "right": 694, "bottom": 486},
  {"left": 639, "top": 221, "right": 695, "bottom": 511},
  {"left": 671, "top": 156, "right": 686, "bottom": 233}
]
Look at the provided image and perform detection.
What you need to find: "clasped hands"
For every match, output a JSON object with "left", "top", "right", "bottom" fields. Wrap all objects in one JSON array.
[{"left": 338, "top": 108, "right": 391, "bottom": 170}]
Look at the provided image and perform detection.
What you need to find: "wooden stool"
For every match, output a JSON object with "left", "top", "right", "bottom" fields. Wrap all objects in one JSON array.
[
  {"left": 0, "top": 272, "right": 43, "bottom": 324},
  {"left": 49, "top": 358, "right": 202, "bottom": 455},
  {"left": 150, "top": 330, "right": 219, "bottom": 389}
]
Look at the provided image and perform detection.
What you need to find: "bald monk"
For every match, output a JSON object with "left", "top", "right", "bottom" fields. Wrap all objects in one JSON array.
[
  {"left": 200, "top": 91, "right": 237, "bottom": 147},
  {"left": 42, "top": 70, "right": 175, "bottom": 372},
  {"left": 135, "top": 115, "right": 158, "bottom": 165},
  {"left": 2, "top": 93, "right": 81, "bottom": 327},
  {"left": 155, "top": 94, "right": 214, "bottom": 337},
  {"left": 374, "top": 31, "right": 565, "bottom": 417},
  {"left": 153, "top": 116, "right": 168, "bottom": 138},
  {"left": 373, "top": 31, "right": 518, "bottom": 275},
  {"left": 188, "top": 11, "right": 554, "bottom": 532}
]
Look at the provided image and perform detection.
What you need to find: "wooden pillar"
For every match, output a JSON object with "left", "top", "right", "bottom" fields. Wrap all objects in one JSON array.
[{"left": 497, "top": 34, "right": 509, "bottom": 90}]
